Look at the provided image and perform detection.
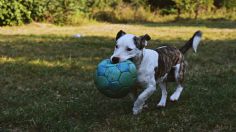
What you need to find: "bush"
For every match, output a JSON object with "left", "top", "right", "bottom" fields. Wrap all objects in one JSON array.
[
  {"left": 36, "top": 0, "right": 87, "bottom": 25},
  {"left": 0, "top": 0, "right": 32, "bottom": 26},
  {"left": 0, "top": 0, "right": 235, "bottom": 26},
  {"left": 93, "top": 9, "right": 118, "bottom": 23},
  {"left": 93, "top": 3, "right": 155, "bottom": 23},
  {"left": 223, "top": 0, "right": 236, "bottom": 9},
  {"left": 0, "top": 0, "right": 90, "bottom": 26}
]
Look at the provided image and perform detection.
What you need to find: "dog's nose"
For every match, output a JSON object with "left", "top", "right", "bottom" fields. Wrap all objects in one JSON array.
[{"left": 112, "top": 57, "right": 120, "bottom": 64}]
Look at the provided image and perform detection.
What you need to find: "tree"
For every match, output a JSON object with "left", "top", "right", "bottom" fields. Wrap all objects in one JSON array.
[
  {"left": 193, "top": 0, "right": 214, "bottom": 19},
  {"left": 173, "top": 0, "right": 192, "bottom": 19},
  {"left": 223, "top": 0, "right": 236, "bottom": 9},
  {"left": 173, "top": 0, "right": 214, "bottom": 19}
]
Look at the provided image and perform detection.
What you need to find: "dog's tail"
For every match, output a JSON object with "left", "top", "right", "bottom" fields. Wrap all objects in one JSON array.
[{"left": 179, "top": 31, "right": 202, "bottom": 54}]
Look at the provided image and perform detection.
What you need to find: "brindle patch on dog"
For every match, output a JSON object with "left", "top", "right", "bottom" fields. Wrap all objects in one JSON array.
[
  {"left": 133, "top": 35, "right": 151, "bottom": 50},
  {"left": 133, "top": 37, "right": 143, "bottom": 50},
  {"left": 154, "top": 46, "right": 185, "bottom": 83}
]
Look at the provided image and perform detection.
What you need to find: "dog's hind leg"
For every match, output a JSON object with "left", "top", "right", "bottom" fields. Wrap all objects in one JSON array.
[
  {"left": 157, "top": 82, "right": 167, "bottom": 107},
  {"left": 170, "top": 84, "right": 183, "bottom": 101},
  {"left": 157, "top": 81, "right": 167, "bottom": 107},
  {"left": 170, "top": 62, "right": 185, "bottom": 101}
]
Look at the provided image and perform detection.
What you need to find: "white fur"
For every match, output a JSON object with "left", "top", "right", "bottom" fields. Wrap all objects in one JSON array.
[
  {"left": 136, "top": 49, "right": 158, "bottom": 84},
  {"left": 193, "top": 35, "right": 201, "bottom": 52},
  {"left": 157, "top": 82, "right": 167, "bottom": 107},
  {"left": 170, "top": 84, "right": 183, "bottom": 101},
  {"left": 133, "top": 49, "right": 158, "bottom": 115},
  {"left": 156, "top": 46, "right": 167, "bottom": 49},
  {"left": 174, "top": 64, "right": 180, "bottom": 80}
]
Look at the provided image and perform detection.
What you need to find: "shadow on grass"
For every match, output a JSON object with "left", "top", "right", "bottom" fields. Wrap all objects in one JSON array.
[
  {"left": 0, "top": 34, "right": 129, "bottom": 130},
  {"left": 0, "top": 34, "right": 236, "bottom": 131},
  {"left": 0, "top": 49, "right": 131, "bottom": 131},
  {"left": 125, "top": 18, "right": 236, "bottom": 29},
  {"left": 0, "top": 34, "right": 116, "bottom": 62}
]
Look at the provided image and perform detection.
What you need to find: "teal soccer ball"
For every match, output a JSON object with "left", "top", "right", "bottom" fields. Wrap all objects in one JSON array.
[{"left": 94, "top": 59, "right": 137, "bottom": 98}]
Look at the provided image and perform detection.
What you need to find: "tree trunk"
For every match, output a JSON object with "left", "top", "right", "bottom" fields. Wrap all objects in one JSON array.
[
  {"left": 176, "top": 8, "right": 181, "bottom": 20},
  {"left": 194, "top": 6, "right": 199, "bottom": 20}
]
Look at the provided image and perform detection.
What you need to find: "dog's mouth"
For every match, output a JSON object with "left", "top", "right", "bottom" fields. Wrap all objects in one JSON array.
[{"left": 128, "top": 58, "right": 134, "bottom": 62}]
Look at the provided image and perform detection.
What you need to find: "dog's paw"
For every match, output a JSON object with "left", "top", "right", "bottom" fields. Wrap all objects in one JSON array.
[
  {"left": 133, "top": 109, "right": 142, "bottom": 115},
  {"left": 170, "top": 93, "right": 180, "bottom": 101},
  {"left": 157, "top": 102, "right": 166, "bottom": 108},
  {"left": 132, "top": 107, "right": 142, "bottom": 115}
]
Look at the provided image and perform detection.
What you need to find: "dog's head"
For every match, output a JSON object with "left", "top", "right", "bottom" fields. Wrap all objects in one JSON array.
[{"left": 111, "top": 30, "right": 151, "bottom": 63}]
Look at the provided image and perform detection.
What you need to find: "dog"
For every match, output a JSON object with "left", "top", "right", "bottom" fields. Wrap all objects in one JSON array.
[{"left": 110, "top": 30, "right": 202, "bottom": 115}]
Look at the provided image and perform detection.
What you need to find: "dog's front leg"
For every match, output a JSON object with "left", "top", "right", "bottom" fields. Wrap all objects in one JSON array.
[{"left": 132, "top": 83, "right": 156, "bottom": 115}]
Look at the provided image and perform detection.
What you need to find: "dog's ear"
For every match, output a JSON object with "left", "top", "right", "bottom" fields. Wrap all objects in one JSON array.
[
  {"left": 140, "top": 34, "right": 151, "bottom": 47},
  {"left": 134, "top": 34, "right": 151, "bottom": 49},
  {"left": 116, "top": 30, "right": 126, "bottom": 41},
  {"left": 141, "top": 34, "right": 151, "bottom": 41}
]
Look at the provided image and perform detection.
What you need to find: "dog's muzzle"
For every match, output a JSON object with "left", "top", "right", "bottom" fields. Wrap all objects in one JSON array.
[{"left": 111, "top": 57, "right": 120, "bottom": 64}]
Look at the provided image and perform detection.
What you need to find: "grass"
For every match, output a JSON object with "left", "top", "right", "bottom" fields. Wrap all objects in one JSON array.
[{"left": 0, "top": 21, "right": 236, "bottom": 131}]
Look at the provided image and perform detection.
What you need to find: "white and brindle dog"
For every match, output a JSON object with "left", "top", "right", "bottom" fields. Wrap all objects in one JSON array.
[{"left": 111, "top": 30, "right": 202, "bottom": 115}]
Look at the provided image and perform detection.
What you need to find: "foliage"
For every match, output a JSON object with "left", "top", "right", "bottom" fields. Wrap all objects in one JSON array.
[
  {"left": 214, "top": 0, "right": 236, "bottom": 9},
  {"left": 223, "top": 0, "right": 236, "bottom": 9},
  {"left": 0, "top": 0, "right": 32, "bottom": 26},
  {"left": 93, "top": 3, "right": 154, "bottom": 23},
  {"left": 148, "top": 0, "right": 176, "bottom": 10},
  {"left": 173, "top": 0, "right": 214, "bottom": 19},
  {"left": 0, "top": 0, "right": 89, "bottom": 26},
  {"left": 0, "top": 0, "right": 235, "bottom": 26}
]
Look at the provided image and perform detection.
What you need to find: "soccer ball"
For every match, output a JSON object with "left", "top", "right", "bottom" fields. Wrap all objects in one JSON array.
[{"left": 94, "top": 59, "right": 137, "bottom": 98}]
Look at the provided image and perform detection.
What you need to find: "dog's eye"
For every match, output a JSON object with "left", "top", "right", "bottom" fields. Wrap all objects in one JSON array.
[
  {"left": 115, "top": 45, "right": 118, "bottom": 49},
  {"left": 126, "top": 47, "right": 132, "bottom": 51}
]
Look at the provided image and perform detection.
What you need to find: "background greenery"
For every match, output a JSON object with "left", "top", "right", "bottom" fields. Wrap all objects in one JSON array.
[{"left": 0, "top": 0, "right": 236, "bottom": 26}]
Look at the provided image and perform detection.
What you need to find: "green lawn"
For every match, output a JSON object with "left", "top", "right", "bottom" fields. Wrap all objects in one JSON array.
[{"left": 0, "top": 21, "right": 236, "bottom": 131}]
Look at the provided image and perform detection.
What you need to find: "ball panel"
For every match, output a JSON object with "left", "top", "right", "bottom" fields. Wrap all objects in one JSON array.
[
  {"left": 101, "top": 81, "right": 119, "bottom": 97},
  {"left": 128, "top": 63, "right": 137, "bottom": 76},
  {"left": 117, "top": 62, "right": 129, "bottom": 72},
  {"left": 105, "top": 67, "right": 121, "bottom": 82},
  {"left": 119, "top": 72, "right": 135, "bottom": 87},
  {"left": 97, "top": 66, "right": 106, "bottom": 76},
  {"left": 101, "top": 81, "right": 129, "bottom": 98},
  {"left": 109, "top": 81, "right": 120, "bottom": 90},
  {"left": 95, "top": 76, "right": 109, "bottom": 89}
]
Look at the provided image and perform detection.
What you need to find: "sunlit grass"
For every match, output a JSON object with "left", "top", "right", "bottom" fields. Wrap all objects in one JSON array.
[{"left": 1, "top": 21, "right": 236, "bottom": 40}]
